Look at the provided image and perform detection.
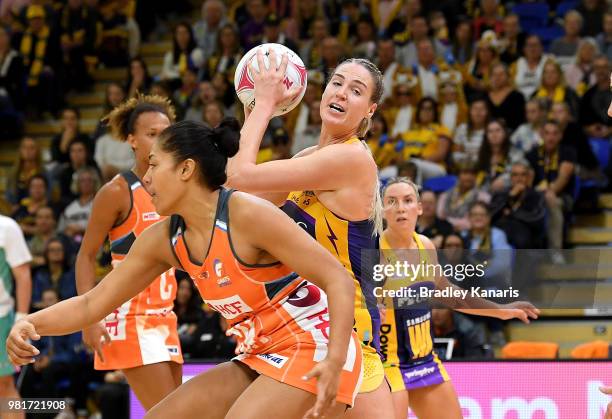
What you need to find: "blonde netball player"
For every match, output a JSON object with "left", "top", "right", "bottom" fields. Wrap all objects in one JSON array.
[
  {"left": 226, "top": 50, "right": 394, "bottom": 418},
  {"left": 380, "top": 178, "right": 539, "bottom": 419},
  {"left": 75, "top": 94, "right": 182, "bottom": 410},
  {"left": 7, "top": 120, "right": 362, "bottom": 419}
]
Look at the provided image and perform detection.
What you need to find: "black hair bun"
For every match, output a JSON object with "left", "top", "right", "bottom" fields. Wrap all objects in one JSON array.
[{"left": 213, "top": 117, "right": 240, "bottom": 158}]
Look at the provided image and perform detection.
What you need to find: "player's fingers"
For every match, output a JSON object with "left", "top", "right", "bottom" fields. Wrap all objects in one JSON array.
[
  {"left": 302, "top": 366, "right": 321, "bottom": 381},
  {"left": 257, "top": 48, "right": 266, "bottom": 74},
  {"left": 94, "top": 341, "right": 105, "bottom": 363},
  {"left": 10, "top": 332, "right": 39, "bottom": 354},
  {"left": 8, "top": 352, "right": 34, "bottom": 366},
  {"left": 287, "top": 85, "right": 303, "bottom": 102},
  {"left": 600, "top": 386, "right": 612, "bottom": 395},
  {"left": 517, "top": 310, "right": 529, "bottom": 324},
  {"left": 8, "top": 344, "right": 38, "bottom": 362},
  {"left": 278, "top": 53, "right": 289, "bottom": 75},
  {"left": 101, "top": 327, "right": 111, "bottom": 345}
]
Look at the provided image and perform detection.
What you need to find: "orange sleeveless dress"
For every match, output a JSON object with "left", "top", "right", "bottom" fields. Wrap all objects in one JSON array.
[
  {"left": 170, "top": 188, "right": 363, "bottom": 406},
  {"left": 95, "top": 171, "right": 183, "bottom": 370}
]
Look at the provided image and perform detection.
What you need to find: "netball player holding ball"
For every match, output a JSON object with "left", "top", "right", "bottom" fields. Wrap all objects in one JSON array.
[{"left": 227, "top": 46, "right": 395, "bottom": 418}]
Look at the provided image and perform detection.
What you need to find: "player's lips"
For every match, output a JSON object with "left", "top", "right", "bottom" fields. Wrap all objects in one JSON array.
[{"left": 328, "top": 103, "right": 345, "bottom": 113}]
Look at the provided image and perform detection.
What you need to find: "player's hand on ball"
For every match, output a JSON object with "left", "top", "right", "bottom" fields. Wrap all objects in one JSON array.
[
  {"left": 248, "top": 48, "right": 302, "bottom": 113},
  {"left": 498, "top": 301, "right": 540, "bottom": 324},
  {"left": 6, "top": 319, "right": 41, "bottom": 366},
  {"left": 302, "top": 358, "right": 342, "bottom": 419}
]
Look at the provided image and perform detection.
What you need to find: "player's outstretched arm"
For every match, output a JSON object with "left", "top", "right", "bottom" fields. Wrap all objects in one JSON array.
[{"left": 7, "top": 220, "right": 174, "bottom": 365}]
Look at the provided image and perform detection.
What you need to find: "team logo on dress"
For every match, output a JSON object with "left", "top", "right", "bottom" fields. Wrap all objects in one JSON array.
[
  {"left": 217, "top": 276, "right": 232, "bottom": 287},
  {"left": 214, "top": 259, "right": 223, "bottom": 277},
  {"left": 287, "top": 284, "right": 322, "bottom": 307},
  {"left": 256, "top": 353, "right": 288, "bottom": 368},
  {"left": 197, "top": 270, "right": 209, "bottom": 280},
  {"left": 166, "top": 345, "right": 180, "bottom": 355},
  {"left": 142, "top": 212, "right": 161, "bottom": 221}
]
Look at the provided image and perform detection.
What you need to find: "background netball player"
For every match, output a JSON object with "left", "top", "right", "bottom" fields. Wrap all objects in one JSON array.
[
  {"left": 227, "top": 50, "right": 394, "bottom": 418},
  {"left": 75, "top": 94, "right": 182, "bottom": 410},
  {"left": 7, "top": 120, "right": 362, "bottom": 419},
  {"left": 380, "top": 178, "right": 539, "bottom": 419}
]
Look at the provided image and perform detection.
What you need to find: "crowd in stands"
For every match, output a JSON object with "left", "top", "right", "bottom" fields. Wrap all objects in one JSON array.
[{"left": 0, "top": 0, "right": 611, "bottom": 417}]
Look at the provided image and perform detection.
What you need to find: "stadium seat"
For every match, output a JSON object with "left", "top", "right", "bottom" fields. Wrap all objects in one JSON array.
[
  {"left": 512, "top": 3, "right": 550, "bottom": 32},
  {"left": 556, "top": 0, "right": 579, "bottom": 17},
  {"left": 529, "top": 25, "right": 564, "bottom": 51},
  {"left": 422, "top": 175, "right": 457, "bottom": 193},
  {"left": 589, "top": 138, "right": 611, "bottom": 170},
  {"left": 501, "top": 341, "right": 559, "bottom": 359},
  {"left": 570, "top": 340, "right": 611, "bottom": 359}
]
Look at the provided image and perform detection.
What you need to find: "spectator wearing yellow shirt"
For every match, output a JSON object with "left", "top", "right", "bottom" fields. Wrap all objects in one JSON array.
[
  {"left": 396, "top": 97, "right": 452, "bottom": 183},
  {"left": 256, "top": 127, "right": 291, "bottom": 164}
]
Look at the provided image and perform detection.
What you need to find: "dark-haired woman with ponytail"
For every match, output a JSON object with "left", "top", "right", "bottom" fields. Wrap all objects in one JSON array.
[
  {"left": 227, "top": 50, "right": 394, "bottom": 419},
  {"left": 72, "top": 94, "right": 183, "bottom": 411},
  {"left": 7, "top": 119, "right": 363, "bottom": 419}
]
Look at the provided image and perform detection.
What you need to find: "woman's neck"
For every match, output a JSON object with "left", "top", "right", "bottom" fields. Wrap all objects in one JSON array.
[
  {"left": 417, "top": 214, "right": 435, "bottom": 229},
  {"left": 49, "top": 263, "right": 63, "bottom": 276},
  {"left": 22, "top": 161, "right": 37, "bottom": 172},
  {"left": 79, "top": 193, "right": 94, "bottom": 205},
  {"left": 384, "top": 228, "right": 416, "bottom": 249},
  {"left": 472, "top": 227, "right": 486, "bottom": 236},
  {"left": 526, "top": 56, "right": 540, "bottom": 66},
  {"left": 178, "top": 187, "right": 220, "bottom": 237},
  {"left": 318, "top": 126, "right": 357, "bottom": 148}
]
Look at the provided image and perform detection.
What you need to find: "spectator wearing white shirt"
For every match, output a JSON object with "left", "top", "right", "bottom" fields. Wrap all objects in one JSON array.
[
  {"left": 193, "top": 0, "right": 227, "bottom": 62},
  {"left": 57, "top": 167, "right": 100, "bottom": 244},
  {"left": 511, "top": 35, "right": 552, "bottom": 99}
]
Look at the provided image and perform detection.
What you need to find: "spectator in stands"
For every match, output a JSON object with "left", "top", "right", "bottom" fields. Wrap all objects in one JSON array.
[
  {"left": 21, "top": 288, "right": 88, "bottom": 411},
  {"left": 333, "top": 0, "right": 360, "bottom": 47},
  {"left": 94, "top": 98, "right": 135, "bottom": 182},
  {"left": 512, "top": 34, "right": 551, "bottom": 99},
  {"left": 58, "top": 0, "right": 98, "bottom": 92},
  {"left": 552, "top": 101, "right": 599, "bottom": 175},
  {"left": 596, "top": 12, "right": 612, "bottom": 61},
  {"left": 451, "top": 18, "right": 474, "bottom": 66},
  {"left": 50, "top": 107, "right": 93, "bottom": 165},
  {"left": 257, "top": 126, "right": 292, "bottom": 163},
  {"left": 414, "top": 38, "right": 455, "bottom": 102},
  {"left": 173, "top": 66, "right": 199, "bottom": 119},
  {"left": 292, "top": 99, "right": 322, "bottom": 155},
  {"left": 28, "top": 206, "right": 75, "bottom": 268},
  {"left": 527, "top": 120, "right": 576, "bottom": 253},
  {"left": 31, "top": 238, "right": 77, "bottom": 309},
  {"left": 577, "top": 0, "right": 606, "bottom": 37},
  {"left": 432, "top": 308, "right": 493, "bottom": 359},
  {"left": 261, "top": 13, "right": 299, "bottom": 55},
  {"left": 473, "top": 0, "right": 502, "bottom": 40},
  {"left": 299, "top": 18, "right": 328, "bottom": 68},
  {"left": 0, "top": 25, "right": 25, "bottom": 112},
  {"left": 0, "top": 214, "right": 31, "bottom": 410},
  {"left": 125, "top": 56, "right": 152, "bottom": 99},
  {"left": 91, "top": 82, "right": 126, "bottom": 144},
  {"left": 174, "top": 275, "right": 204, "bottom": 358},
  {"left": 286, "top": 69, "right": 324, "bottom": 139},
  {"left": 511, "top": 98, "right": 546, "bottom": 154},
  {"left": 240, "top": 0, "right": 268, "bottom": 50},
  {"left": 395, "top": 97, "right": 451, "bottom": 182},
  {"left": 580, "top": 55, "right": 612, "bottom": 138},
  {"left": 416, "top": 190, "right": 454, "bottom": 248},
  {"left": 564, "top": 38, "right": 599, "bottom": 96},
  {"left": 486, "top": 62, "right": 525, "bottom": 131},
  {"left": 490, "top": 161, "right": 546, "bottom": 249},
  {"left": 533, "top": 59, "right": 580, "bottom": 117},
  {"left": 438, "top": 164, "right": 490, "bottom": 231},
  {"left": 202, "top": 23, "right": 241, "bottom": 83},
  {"left": 453, "top": 98, "right": 490, "bottom": 167},
  {"left": 383, "top": 75, "right": 417, "bottom": 139},
  {"left": 286, "top": 0, "right": 321, "bottom": 43},
  {"left": 476, "top": 119, "right": 524, "bottom": 192},
  {"left": 430, "top": 10, "right": 450, "bottom": 47},
  {"left": 57, "top": 166, "right": 100, "bottom": 243},
  {"left": 396, "top": 15, "right": 446, "bottom": 68},
  {"left": 184, "top": 81, "right": 218, "bottom": 122},
  {"left": 439, "top": 75, "right": 468, "bottom": 134},
  {"left": 210, "top": 72, "right": 235, "bottom": 111},
  {"left": 12, "top": 174, "right": 50, "bottom": 238},
  {"left": 17, "top": 4, "right": 61, "bottom": 118},
  {"left": 160, "top": 22, "right": 204, "bottom": 90},
  {"left": 97, "top": 0, "right": 130, "bottom": 68},
  {"left": 55, "top": 138, "right": 99, "bottom": 208},
  {"left": 193, "top": 0, "right": 227, "bottom": 62},
  {"left": 499, "top": 13, "right": 524, "bottom": 65},
  {"left": 462, "top": 200, "right": 512, "bottom": 290},
  {"left": 375, "top": 38, "right": 403, "bottom": 104},
  {"left": 550, "top": 10, "right": 583, "bottom": 66},
  {"left": 202, "top": 100, "right": 224, "bottom": 129},
  {"left": 318, "top": 36, "right": 344, "bottom": 81},
  {"left": 351, "top": 14, "right": 376, "bottom": 61},
  {"left": 464, "top": 31, "right": 500, "bottom": 101},
  {"left": 5, "top": 136, "right": 46, "bottom": 207}
]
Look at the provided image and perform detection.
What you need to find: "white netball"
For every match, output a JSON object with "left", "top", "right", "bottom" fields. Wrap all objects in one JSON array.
[{"left": 234, "top": 43, "right": 308, "bottom": 117}]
